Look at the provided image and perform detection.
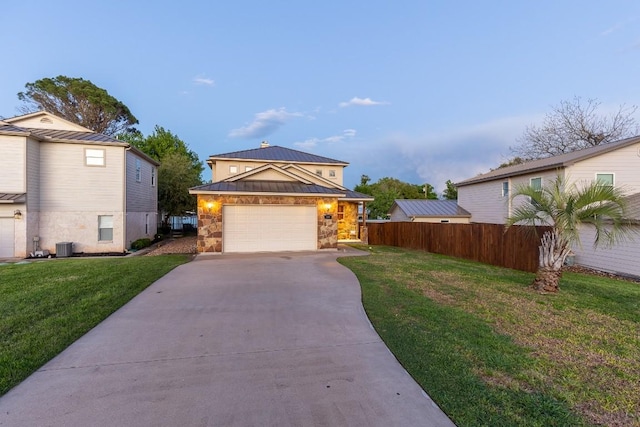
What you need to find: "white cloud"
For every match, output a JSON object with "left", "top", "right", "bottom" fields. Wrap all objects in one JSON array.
[
  {"left": 339, "top": 97, "right": 388, "bottom": 108},
  {"left": 193, "top": 76, "right": 215, "bottom": 86},
  {"left": 336, "top": 114, "right": 539, "bottom": 193},
  {"left": 293, "top": 129, "right": 357, "bottom": 149},
  {"left": 229, "top": 108, "right": 304, "bottom": 139}
]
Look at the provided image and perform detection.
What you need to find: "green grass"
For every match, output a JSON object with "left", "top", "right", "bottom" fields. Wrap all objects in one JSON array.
[
  {"left": 0, "top": 255, "right": 190, "bottom": 396},
  {"left": 339, "top": 245, "right": 640, "bottom": 427}
]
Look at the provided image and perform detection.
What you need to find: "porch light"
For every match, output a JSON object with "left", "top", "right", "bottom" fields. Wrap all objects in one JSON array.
[
  {"left": 324, "top": 203, "right": 332, "bottom": 211},
  {"left": 205, "top": 202, "right": 214, "bottom": 212},
  {"left": 14, "top": 209, "right": 22, "bottom": 219}
]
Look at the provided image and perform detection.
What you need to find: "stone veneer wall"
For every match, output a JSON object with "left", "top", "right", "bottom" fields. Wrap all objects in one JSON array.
[
  {"left": 196, "top": 195, "right": 339, "bottom": 253},
  {"left": 337, "top": 202, "right": 360, "bottom": 240}
]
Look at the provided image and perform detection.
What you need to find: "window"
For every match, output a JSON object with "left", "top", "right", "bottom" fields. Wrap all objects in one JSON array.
[
  {"left": 316, "top": 169, "right": 323, "bottom": 176},
  {"left": 135, "top": 159, "right": 141, "bottom": 182},
  {"left": 151, "top": 167, "right": 156, "bottom": 187},
  {"left": 530, "top": 177, "right": 542, "bottom": 190},
  {"left": 337, "top": 205, "right": 344, "bottom": 220},
  {"left": 502, "top": 181, "right": 509, "bottom": 197},
  {"left": 85, "top": 148, "right": 105, "bottom": 166},
  {"left": 229, "top": 165, "right": 238, "bottom": 174},
  {"left": 596, "top": 173, "right": 614, "bottom": 187},
  {"left": 98, "top": 215, "right": 113, "bottom": 241},
  {"left": 329, "top": 170, "right": 336, "bottom": 178},
  {"left": 245, "top": 166, "right": 253, "bottom": 172}
]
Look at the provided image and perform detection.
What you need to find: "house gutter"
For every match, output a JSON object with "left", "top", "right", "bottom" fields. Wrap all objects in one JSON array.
[{"left": 123, "top": 146, "right": 130, "bottom": 252}]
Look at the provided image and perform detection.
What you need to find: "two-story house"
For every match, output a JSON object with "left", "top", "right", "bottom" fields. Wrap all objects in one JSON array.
[
  {"left": 0, "top": 111, "right": 159, "bottom": 258},
  {"left": 456, "top": 135, "right": 640, "bottom": 278},
  {"left": 189, "top": 142, "right": 373, "bottom": 253}
]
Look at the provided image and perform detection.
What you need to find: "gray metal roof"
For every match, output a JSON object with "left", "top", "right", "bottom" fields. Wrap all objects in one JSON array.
[
  {"left": 391, "top": 199, "right": 471, "bottom": 217},
  {"left": 343, "top": 189, "right": 374, "bottom": 201},
  {"left": 208, "top": 145, "right": 348, "bottom": 165},
  {"left": 625, "top": 192, "right": 640, "bottom": 221},
  {"left": 25, "top": 128, "right": 125, "bottom": 144},
  {"left": 190, "top": 180, "right": 347, "bottom": 195},
  {"left": 0, "top": 193, "right": 26, "bottom": 203},
  {"left": 0, "top": 123, "right": 30, "bottom": 134},
  {"left": 456, "top": 135, "right": 640, "bottom": 187}
]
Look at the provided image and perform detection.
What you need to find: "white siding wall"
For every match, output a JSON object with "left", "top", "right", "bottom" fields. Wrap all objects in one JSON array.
[
  {"left": 125, "top": 152, "right": 157, "bottom": 212},
  {"left": 458, "top": 180, "right": 509, "bottom": 224},
  {"left": 573, "top": 225, "right": 640, "bottom": 279},
  {"left": 39, "top": 142, "right": 124, "bottom": 211},
  {"left": 0, "top": 135, "right": 26, "bottom": 192},
  {"left": 566, "top": 143, "right": 640, "bottom": 195}
]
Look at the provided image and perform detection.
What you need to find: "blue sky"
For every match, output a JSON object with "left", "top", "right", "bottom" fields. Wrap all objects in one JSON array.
[{"left": 2, "top": 1, "right": 640, "bottom": 193}]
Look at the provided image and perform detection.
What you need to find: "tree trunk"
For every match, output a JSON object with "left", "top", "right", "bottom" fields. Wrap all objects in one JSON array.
[
  {"left": 533, "top": 229, "right": 569, "bottom": 293},
  {"left": 532, "top": 267, "right": 562, "bottom": 293}
]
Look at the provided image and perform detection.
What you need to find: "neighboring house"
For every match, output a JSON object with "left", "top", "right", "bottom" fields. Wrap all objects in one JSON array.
[
  {"left": 0, "top": 111, "right": 159, "bottom": 258},
  {"left": 456, "top": 135, "right": 640, "bottom": 278},
  {"left": 189, "top": 142, "right": 373, "bottom": 253},
  {"left": 388, "top": 199, "right": 471, "bottom": 223}
]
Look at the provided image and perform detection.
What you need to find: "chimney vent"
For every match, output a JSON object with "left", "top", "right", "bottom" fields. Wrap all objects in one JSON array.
[{"left": 260, "top": 141, "right": 270, "bottom": 148}]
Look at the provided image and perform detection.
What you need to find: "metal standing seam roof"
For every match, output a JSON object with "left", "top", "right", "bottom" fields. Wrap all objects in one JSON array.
[
  {"left": 456, "top": 135, "right": 640, "bottom": 187},
  {"left": 625, "top": 192, "right": 640, "bottom": 221},
  {"left": 392, "top": 199, "right": 471, "bottom": 217},
  {"left": 0, "top": 193, "right": 27, "bottom": 203},
  {"left": 190, "top": 180, "right": 348, "bottom": 195},
  {"left": 208, "top": 145, "right": 348, "bottom": 165}
]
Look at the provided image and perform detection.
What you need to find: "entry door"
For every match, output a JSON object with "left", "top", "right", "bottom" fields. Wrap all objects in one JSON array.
[
  {"left": 0, "top": 218, "right": 15, "bottom": 258},
  {"left": 223, "top": 205, "right": 317, "bottom": 253}
]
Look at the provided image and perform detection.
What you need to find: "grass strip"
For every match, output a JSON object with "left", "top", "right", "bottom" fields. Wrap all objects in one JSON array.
[{"left": 0, "top": 255, "right": 190, "bottom": 396}]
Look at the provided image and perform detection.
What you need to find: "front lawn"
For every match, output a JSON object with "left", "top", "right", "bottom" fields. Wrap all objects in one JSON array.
[
  {"left": 339, "top": 245, "right": 640, "bottom": 427},
  {"left": 0, "top": 255, "right": 190, "bottom": 396}
]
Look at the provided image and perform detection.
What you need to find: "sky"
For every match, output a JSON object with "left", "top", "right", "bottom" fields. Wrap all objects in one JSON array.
[{"left": 2, "top": 1, "right": 640, "bottom": 193}]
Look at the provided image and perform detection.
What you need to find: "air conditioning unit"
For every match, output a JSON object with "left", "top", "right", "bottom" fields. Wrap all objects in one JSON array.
[{"left": 56, "top": 242, "right": 73, "bottom": 257}]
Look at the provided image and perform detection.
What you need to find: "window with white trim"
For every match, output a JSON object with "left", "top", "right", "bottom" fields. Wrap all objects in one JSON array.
[
  {"left": 245, "top": 166, "right": 253, "bottom": 172},
  {"left": 229, "top": 165, "right": 238, "bottom": 174},
  {"left": 502, "top": 181, "right": 509, "bottom": 197},
  {"left": 596, "top": 173, "right": 614, "bottom": 187},
  {"left": 530, "top": 177, "right": 542, "bottom": 190},
  {"left": 85, "top": 148, "right": 105, "bottom": 166},
  {"left": 135, "top": 159, "right": 141, "bottom": 182},
  {"left": 98, "top": 215, "right": 113, "bottom": 241},
  {"left": 329, "top": 170, "right": 336, "bottom": 178},
  {"left": 151, "top": 167, "right": 156, "bottom": 187}
]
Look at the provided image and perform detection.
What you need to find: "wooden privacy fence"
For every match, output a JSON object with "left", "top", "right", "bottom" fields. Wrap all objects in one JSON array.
[{"left": 366, "top": 222, "right": 550, "bottom": 273}]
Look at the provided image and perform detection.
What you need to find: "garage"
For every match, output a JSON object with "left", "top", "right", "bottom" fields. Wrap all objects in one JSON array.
[
  {"left": 223, "top": 205, "right": 317, "bottom": 253},
  {"left": 0, "top": 218, "right": 15, "bottom": 258}
]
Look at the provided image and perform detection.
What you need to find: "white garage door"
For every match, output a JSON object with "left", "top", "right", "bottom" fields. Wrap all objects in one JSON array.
[
  {"left": 223, "top": 205, "right": 317, "bottom": 253},
  {"left": 0, "top": 218, "right": 15, "bottom": 258}
]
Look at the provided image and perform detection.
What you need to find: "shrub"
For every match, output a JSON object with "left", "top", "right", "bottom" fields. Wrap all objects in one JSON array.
[{"left": 131, "top": 238, "right": 152, "bottom": 250}]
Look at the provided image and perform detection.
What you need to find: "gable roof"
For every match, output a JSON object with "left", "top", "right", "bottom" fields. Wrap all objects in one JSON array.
[
  {"left": 4, "top": 111, "right": 91, "bottom": 132},
  {"left": 390, "top": 199, "right": 471, "bottom": 217},
  {"left": 207, "top": 145, "right": 348, "bottom": 165},
  {"left": 456, "top": 135, "right": 640, "bottom": 187},
  {"left": 0, "top": 114, "right": 159, "bottom": 166},
  {"left": 281, "top": 164, "right": 347, "bottom": 190}
]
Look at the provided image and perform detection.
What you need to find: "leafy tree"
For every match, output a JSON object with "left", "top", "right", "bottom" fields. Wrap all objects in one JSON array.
[
  {"left": 511, "top": 97, "right": 638, "bottom": 160},
  {"left": 355, "top": 176, "right": 436, "bottom": 219},
  {"left": 17, "top": 75, "right": 138, "bottom": 135},
  {"left": 506, "top": 175, "right": 632, "bottom": 293},
  {"left": 158, "top": 153, "right": 203, "bottom": 226},
  {"left": 493, "top": 157, "right": 526, "bottom": 170},
  {"left": 442, "top": 180, "right": 458, "bottom": 200},
  {"left": 120, "top": 126, "right": 204, "bottom": 225}
]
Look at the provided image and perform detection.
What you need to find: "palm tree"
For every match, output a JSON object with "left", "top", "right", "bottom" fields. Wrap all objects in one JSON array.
[{"left": 506, "top": 175, "right": 632, "bottom": 293}]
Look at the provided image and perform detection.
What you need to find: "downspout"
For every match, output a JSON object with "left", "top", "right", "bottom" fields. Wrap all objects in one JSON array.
[{"left": 123, "top": 146, "right": 130, "bottom": 252}]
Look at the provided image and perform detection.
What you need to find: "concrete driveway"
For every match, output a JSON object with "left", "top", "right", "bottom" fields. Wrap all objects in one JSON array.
[{"left": 0, "top": 248, "right": 454, "bottom": 427}]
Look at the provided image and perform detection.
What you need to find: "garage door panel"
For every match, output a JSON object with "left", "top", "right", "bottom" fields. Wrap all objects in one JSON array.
[
  {"left": 0, "top": 218, "right": 15, "bottom": 258},
  {"left": 223, "top": 205, "right": 316, "bottom": 253}
]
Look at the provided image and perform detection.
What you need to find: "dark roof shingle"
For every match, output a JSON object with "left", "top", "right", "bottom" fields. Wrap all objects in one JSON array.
[{"left": 208, "top": 145, "right": 348, "bottom": 165}]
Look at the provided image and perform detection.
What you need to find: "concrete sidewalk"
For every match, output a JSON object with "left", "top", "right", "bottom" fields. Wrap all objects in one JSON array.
[{"left": 0, "top": 248, "right": 455, "bottom": 426}]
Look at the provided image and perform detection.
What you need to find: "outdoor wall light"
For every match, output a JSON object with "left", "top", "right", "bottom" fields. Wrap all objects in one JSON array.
[
  {"left": 14, "top": 209, "right": 22, "bottom": 219},
  {"left": 205, "top": 202, "right": 215, "bottom": 212},
  {"left": 324, "top": 203, "right": 332, "bottom": 211}
]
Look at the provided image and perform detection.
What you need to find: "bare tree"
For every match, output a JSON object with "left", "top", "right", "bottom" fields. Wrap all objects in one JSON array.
[{"left": 511, "top": 97, "right": 638, "bottom": 160}]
